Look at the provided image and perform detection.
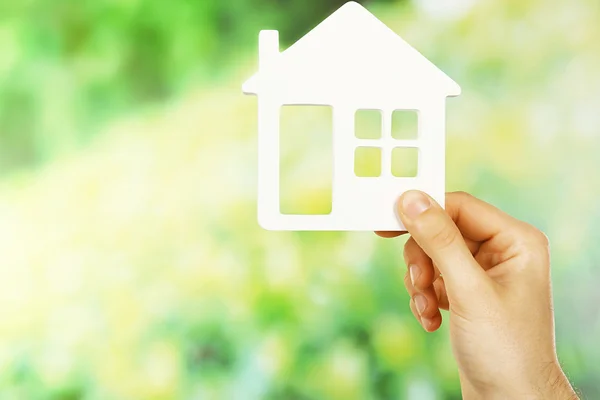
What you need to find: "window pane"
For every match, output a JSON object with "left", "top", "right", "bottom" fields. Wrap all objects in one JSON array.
[
  {"left": 355, "top": 110, "right": 382, "bottom": 139},
  {"left": 355, "top": 147, "right": 381, "bottom": 177},
  {"left": 392, "top": 147, "right": 419, "bottom": 177},
  {"left": 392, "top": 110, "right": 418, "bottom": 140}
]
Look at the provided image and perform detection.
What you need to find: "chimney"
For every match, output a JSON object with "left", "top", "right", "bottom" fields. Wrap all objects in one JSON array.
[{"left": 259, "top": 30, "right": 279, "bottom": 70}]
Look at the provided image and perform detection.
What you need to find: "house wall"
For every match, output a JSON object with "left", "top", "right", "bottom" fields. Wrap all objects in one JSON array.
[
  {"left": 256, "top": 90, "right": 448, "bottom": 230},
  {"left": 328, "top": 98, "right": 448, "bottom": 229},
  {"left": 332, "top": 107, "right": 353, "bottom": 217},
  {"left": 256, "top": 94, "right": 281, "bottom": 229},
  {"left": 419, "top": 99, "right": 447, "bottom": 210}
]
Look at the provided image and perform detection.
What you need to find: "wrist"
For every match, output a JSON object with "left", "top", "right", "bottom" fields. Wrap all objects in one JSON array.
[
  {"left": 539, "top": 364, "right": 578, "bottom": 400},
  {"left": 463, "top": 362, "right": 578, "bottom": 400}
]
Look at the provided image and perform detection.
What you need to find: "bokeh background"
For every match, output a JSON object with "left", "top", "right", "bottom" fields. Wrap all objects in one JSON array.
[{"left": 0, "top": 0, "right": 599, "bottom": 398}]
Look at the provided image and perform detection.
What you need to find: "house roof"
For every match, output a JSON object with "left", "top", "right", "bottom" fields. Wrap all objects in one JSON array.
[{"left": 242, "top": 1, "right": 461, "bottom": 97}]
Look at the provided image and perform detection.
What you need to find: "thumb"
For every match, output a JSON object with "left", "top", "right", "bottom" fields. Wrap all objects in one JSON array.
[{"left": 396, "top": 191, "right": 490, "bottom": 295}]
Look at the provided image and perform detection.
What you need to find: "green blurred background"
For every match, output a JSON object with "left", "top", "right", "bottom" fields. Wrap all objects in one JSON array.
[{"left": 0, "top": 0, "right": 599, "bottom": 398}]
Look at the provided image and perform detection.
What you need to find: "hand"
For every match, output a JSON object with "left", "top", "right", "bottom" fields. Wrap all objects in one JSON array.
[{"left": 377, "top": 191, "right": 578, "bottom": 400}]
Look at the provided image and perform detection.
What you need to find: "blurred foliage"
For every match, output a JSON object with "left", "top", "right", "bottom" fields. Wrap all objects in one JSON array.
[
  {"left": 0, "top": 0, "right": 599, "bottom": 398},
  {"left": 0, "top": 0, "right": 394, "bottom": 173}
]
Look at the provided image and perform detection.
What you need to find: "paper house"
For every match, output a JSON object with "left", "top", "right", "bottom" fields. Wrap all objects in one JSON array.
[{"left": 243, "top": 1, "right": 460, "bottom": 231}]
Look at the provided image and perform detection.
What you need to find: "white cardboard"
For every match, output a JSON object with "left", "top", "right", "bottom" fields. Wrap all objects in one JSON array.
[{"left": 243, "top": 1, "right": 460, "bottom": 231}]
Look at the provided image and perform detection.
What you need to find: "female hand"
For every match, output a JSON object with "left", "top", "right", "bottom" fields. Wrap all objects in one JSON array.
[{"left": 377, "top": 191, "right": 578, "bottom": 400}]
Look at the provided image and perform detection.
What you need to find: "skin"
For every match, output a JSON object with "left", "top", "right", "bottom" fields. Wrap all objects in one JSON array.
[{"left": 376, "top": 191, "right": 579, "bottom": 400}]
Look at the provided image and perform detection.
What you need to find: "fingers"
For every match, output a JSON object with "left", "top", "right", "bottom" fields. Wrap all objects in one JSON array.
[
  {"left": 404, "top": 266, "right": 443, "bottom": 332},
  {"left": 397, "top": 191, "right": 490, "bottom": 294},
  {"left": 433, "top": 277, "right": 450, "bottom": 310},
  {"left": 404, "top": 237, "right": 437, "bottom": 291},
  {"left": 409, "top": 297, "right": 442, "bottom": 332},
  {"left": 381, "top": 191, "right": 532, "bottom": 244},
  {"left": 375, "top": 231, "right": 408, "bottom": 238},
  {"left": 404, "top": 238, "right": 450, "bottom": 311}
]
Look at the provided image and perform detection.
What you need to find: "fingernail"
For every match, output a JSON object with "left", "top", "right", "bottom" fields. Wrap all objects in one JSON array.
[
  {"left": 401, "top": 191, "right": 431, "bottom": 220},
  {"left": 414, "top": 294, "right": 427, "bottom": 316},
  {"left": 409, "top": 264, "right": 421, "bottom": 287},
  {"left": 421, "top": 317, "right": 433, "bottom": 331}
]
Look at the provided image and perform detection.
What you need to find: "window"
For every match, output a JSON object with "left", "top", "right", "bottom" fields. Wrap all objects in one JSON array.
[
  {"left": 392, "top": 110, "right": 418, "bottom": 140},
  {"left": 354, "top": 109, "right": 420, "bottom": 177},
  {"left": 355, "top": 109, "right": 382, "bottom": 139},
  {"left": 392, "top": 147, "right": 419, "bottom": 177},
  {"left": 355, "top": 147, "right": 381, "bottom": 177}
]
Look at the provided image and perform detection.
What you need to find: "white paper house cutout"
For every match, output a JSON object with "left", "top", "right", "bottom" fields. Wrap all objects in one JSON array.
[{"left": 243, "top": 1, "right": 460, "bottom": 231}]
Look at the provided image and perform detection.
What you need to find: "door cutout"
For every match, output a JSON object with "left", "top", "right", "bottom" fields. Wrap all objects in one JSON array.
[{"left": 280, "top": 105, "right": 333, "bottom": 215}]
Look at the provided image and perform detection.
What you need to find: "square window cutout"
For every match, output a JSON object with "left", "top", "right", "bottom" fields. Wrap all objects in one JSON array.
[
  {"left": 392, "top": 110, "right": 418, "bottom": 140},
  {"left": 355, "top": 147, "right": 381, "bottom": 177},
  {"left": 392, "top": 147, "right": 419, "bottom": 177},
  {"left": 355, "top": 110, "right": 382, "bottom": 139}
]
